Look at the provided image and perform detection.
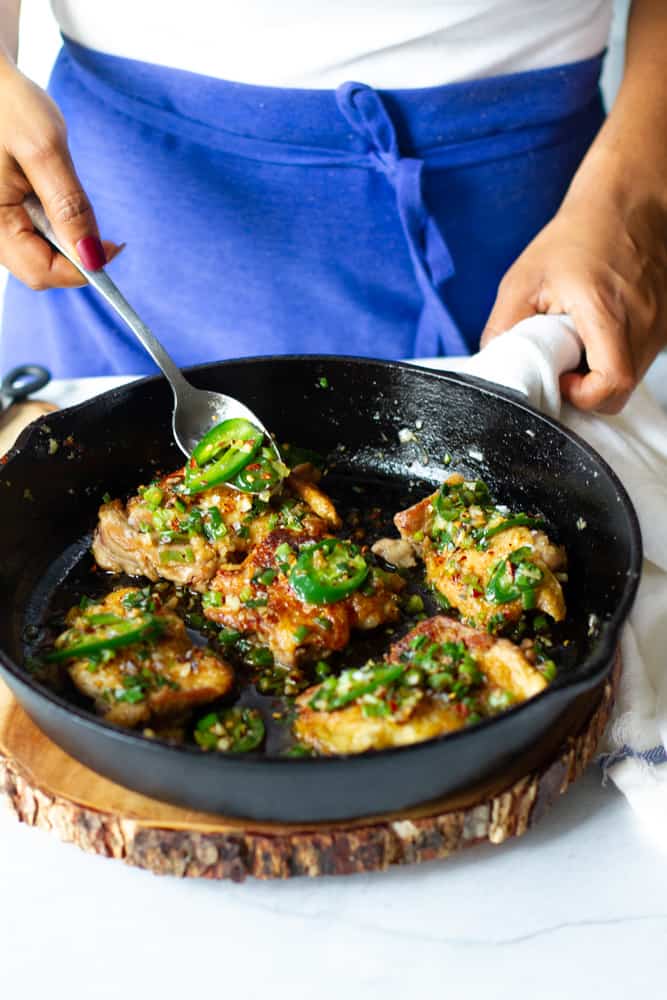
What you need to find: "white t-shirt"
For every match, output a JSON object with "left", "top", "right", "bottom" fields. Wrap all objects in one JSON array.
[{"left": 51, "top": 1, "right": 613, "bottom": 90}]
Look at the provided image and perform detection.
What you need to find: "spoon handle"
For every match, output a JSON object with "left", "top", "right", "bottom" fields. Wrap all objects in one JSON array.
[{"left": 22, "top": 195, "right": 188, "bottom": 394}]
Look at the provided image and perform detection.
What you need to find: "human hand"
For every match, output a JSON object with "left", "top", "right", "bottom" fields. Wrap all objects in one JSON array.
[
  {"left": 0, "top": 59, "right": 123, "bottom": 289},
  {"left": 481, "top": 168, "right": 667, "bottom": 414}
]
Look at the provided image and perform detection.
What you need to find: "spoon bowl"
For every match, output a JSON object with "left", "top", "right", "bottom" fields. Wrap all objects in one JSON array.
[
  {"left": 171, "top": 380, "right": 273, "bottom": 458},
  {"left": 22, "top": 195, "right": 280, "bottom": 487}
]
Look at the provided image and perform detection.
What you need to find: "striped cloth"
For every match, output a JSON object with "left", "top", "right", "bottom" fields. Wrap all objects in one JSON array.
[{"left": 417, "top": 315, "right": 667, "bottom": 849}]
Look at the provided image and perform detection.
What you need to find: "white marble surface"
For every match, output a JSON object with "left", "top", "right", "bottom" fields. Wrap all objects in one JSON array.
[
  {"left": 1, "top": 369, "right": 666, "bottom": 997},
  {"left": 2, "top": 770, "right": 666, "bottom": 999}
]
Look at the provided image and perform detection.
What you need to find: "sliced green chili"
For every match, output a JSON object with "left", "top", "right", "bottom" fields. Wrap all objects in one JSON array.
[
  {"left": 184, "top": 418, "right": 263, "bottom": 494},
  {"left": 195, "top": 707, "right": 265, "bottom": 752},
  {"left": 231, "top": 447, "right": 288, "bottom": 493},
  {"left": 309, "top": 662, "right": 405, "bottom": 711},
  {"left": 289, "top": 538, "right": 368, "bottom": 605},
  {"left": 485, "top": 546, "right": 544, "bottom": 606},
  {"left": 159, "top": 547, "right": 195, "bottom": 565},
  {"left": 46, "top": 612, "right": 164, "bottom": 663}
]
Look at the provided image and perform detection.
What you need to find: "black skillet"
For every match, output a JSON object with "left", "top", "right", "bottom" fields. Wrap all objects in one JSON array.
[{"left": 0, "top": 357, "right": 641, "bottom": 822}]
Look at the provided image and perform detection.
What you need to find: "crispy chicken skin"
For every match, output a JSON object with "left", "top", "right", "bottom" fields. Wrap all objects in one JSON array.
[
  {"left": 61, "top": 587, "right": 234, "bottom": 728},
  {"left": 370, "top": 537, "right": 417, "bottom": 569},
  {"left": 203, "top": 529, "right": 405, "bottom": 667},
  {"left": 294, "top": 616, "right": 546, "bottom": 755},
  {"left": 92, "top": 467, "right": 339, "bottom": 589},
  {"left": 295, "top": 696, "right": 464, "bottom": 754},
  {"left": 389, "top": 617, "right": 547, "bottom": 699},
  {"left": 393, "top": 476, "right": 567, "bottom": 629}
]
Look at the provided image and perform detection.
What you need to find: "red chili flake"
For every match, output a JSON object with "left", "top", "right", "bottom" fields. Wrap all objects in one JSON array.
[
  {"left": 389, "top": 700, "right": 398, "bottom": 713},
  {"left": 189, "top": 457, "right": 197, "bottom": 468},
  {"left": 246, "top": 463, "right": 261, "bottom": 471},
  {"left": 0, "top": 456, "right": 7, "bottom": 465},
  {"left": 472, "top": 589, "right": 482, "bottom": 598}
]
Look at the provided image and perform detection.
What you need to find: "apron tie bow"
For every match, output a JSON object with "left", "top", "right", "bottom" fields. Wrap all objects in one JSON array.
[{"left": 336, "top": 81, "right": 468, "bottom": 356}]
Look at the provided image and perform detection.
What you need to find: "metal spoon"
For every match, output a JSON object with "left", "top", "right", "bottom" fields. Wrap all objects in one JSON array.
[{"left": 23, "top": 195, "right": 279, "bottom": 486}]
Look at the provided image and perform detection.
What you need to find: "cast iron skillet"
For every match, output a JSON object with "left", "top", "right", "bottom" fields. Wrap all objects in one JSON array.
[{"left": 0, "top": 357, "right": 641, "bottom": 822}]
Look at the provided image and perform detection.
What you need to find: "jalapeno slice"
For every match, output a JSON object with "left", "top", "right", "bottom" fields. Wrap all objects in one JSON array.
[
  {"left": 230, "top": 447, "right": 288, "bottom": 493},
  {"left": 309, "top": 662, "right": 405, "bottom": 711},
  {"left": 194, "top": 707, "right": 265, "bottom": 752},
  {"left": 46, "top": 612, "right": 164, "bottom": 663},
  {"left": 485, "top": 546, "right": 544, "bottom": 608},
  {"left": 184, "top": 418, "right": 264, "bottom": 495},
  {"left": 289, "top": 538, "right": 369, "bottom": 605}
]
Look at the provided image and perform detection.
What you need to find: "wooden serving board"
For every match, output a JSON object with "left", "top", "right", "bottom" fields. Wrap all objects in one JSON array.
[
  {"left": 0, "top": 399, "right": 57, "bottom": 456},
  {"left": 0, "top": 652, "right": 619, "bottom": 881}
]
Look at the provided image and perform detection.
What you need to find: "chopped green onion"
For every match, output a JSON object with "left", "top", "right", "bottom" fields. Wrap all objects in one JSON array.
[
  {"left": 202, "top": 590, "right": 223, "bottom": 608},
  {"left": 141, "top": 485, "right": 164, "bottom": 510},
  {"left": 159, "top": 548, "right": 195, "bottom": 565},
  {"left": 405, "top": 594, "right": 424, "bottom": 615}
]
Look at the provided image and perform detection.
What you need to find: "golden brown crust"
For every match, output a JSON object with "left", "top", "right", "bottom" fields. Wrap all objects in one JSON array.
[
  {"left": 294, "top": 695, "right": 463, "bottom": 755},
  {"left": 286, "top": 473, "right": 342, "bottom": 529},
  {"left": 394, "top": 490, "right": 566, "bottom": 628},
  {"left": 389, "top": 617, "right": 546, "bottom": 700},
  {"left": 370, "top": 537, "right": 417, "bottom": 569},
  {"left": 294, "top": 615, "right": 546, "bottom": 755},
  {"left": 64, "top": 588, "right": 234, "bottom": 728},
  {"left": 92, "top": 468, "right": 340, "bottom": 589},
  {"left": 204, "top": 531, "right": 404, "bottom": 667}
]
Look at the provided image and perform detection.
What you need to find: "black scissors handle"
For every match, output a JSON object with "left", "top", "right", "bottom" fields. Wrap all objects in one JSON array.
[{"left": 1, "top": 365, "right": 51, "bottom": 406}]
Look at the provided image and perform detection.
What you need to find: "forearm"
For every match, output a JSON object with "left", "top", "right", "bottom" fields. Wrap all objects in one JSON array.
[
  {"left": 564, "top": 0, "right": 667, "bottom": 214},
  {"left": 0, "top": 0, "right": 20, "bottom": 63}
]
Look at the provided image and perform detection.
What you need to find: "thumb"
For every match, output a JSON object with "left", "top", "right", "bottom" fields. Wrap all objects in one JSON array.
[
  {"left": 23, "top": 140, "right": 106, "bottom": 270},
  {"left": 481, "top": 274, "right": 537, "bottom": 348}
]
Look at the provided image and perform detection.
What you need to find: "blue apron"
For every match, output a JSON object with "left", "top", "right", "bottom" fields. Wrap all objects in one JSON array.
[{"left": 0, "top": 39, "right": 604, "bottom": 377}]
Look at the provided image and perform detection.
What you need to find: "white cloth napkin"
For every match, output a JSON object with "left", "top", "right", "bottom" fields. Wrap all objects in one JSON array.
[{"left": 414, "top": 315, "right": 667, "bottom": 847}]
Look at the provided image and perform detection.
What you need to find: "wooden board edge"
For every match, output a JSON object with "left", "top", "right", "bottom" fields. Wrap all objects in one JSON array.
[{"left": 0, "top": 657, "right": 617, "bottom": 882}]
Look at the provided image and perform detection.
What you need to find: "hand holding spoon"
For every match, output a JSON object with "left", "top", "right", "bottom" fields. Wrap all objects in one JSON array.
[{"left": 22, "top": 194, "right": 281, "bottom": 492}]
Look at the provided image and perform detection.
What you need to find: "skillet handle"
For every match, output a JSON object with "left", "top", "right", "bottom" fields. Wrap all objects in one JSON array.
[{"left": 1, "top": 364, "right": 51, "bottom": 405}]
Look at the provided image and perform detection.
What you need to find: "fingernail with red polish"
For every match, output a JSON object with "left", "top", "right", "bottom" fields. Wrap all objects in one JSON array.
[{"left": 76, "top": 235, "right": 106, "bottom": 271}]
